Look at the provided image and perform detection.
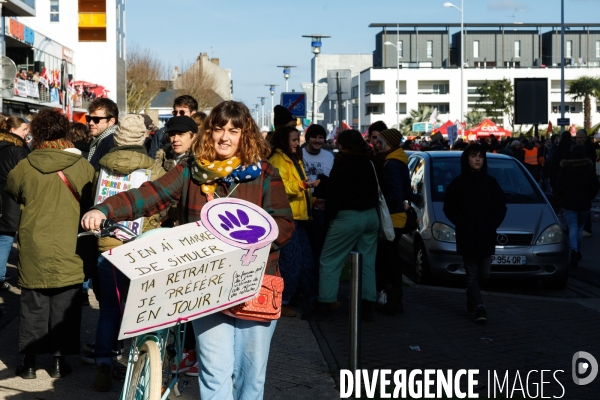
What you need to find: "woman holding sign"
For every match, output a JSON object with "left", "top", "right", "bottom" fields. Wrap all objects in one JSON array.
[{"left": 81, "top": 101, "right": 294, "bottom": 400}]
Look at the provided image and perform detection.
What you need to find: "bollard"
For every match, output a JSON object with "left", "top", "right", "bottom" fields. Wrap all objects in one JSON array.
[{"left": 349, "top": 251, "right": 362, "bottom": 374}]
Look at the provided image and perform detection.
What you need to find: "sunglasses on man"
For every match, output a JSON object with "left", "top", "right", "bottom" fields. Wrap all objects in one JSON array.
[
  {"left": 86, "top": 115, "right": 110, "bottom": 124},
  {"left": 172, "top": 110, "right": 188, "bottom": 116}
]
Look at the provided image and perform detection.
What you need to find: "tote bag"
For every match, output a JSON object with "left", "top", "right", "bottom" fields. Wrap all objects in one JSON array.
[{"left": 370, "top": 161, "right": 395, "bottom": 241}]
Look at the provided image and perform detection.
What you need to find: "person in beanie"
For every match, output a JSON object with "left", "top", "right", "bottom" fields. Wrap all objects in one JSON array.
[
  {"left": 553, "top": 144, "right": 600, "bottom": 267},
  {"left": 443, "top": 144, "right": 507, "bottom": 323},
  {"left": 374, "top": 128, "right": 411, "bottom": 315},
  {"left": 273, "top": 105, "right": 296, "bottom": 130},
  {"left": 85, "top": 114, "right": 166, "bottom": 391},
  {"left": 6, "top": 109, "right": 95, "bottom": 379}
]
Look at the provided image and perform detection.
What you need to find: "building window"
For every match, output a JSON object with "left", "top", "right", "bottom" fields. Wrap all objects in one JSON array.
[
  {"left": 566, "top": 40, "right": 573, "bottom": 58},
  {"left": 596, "top": 41, "right": 600, "bottom": 58},
  {"left": 514, "top": 40, "right": 521, "bottom": 58},
  {"left": 50, "top": 0, "right": 59, "bottom": 22},
  {"left": 427, "top": 41, "right": 433, "bottom": 58},
  {"left": 473, "top": 41, "right": 479, "bottom": 58},
  {"left": 398, "top": 41, "right": 403, "bottom": 58}
]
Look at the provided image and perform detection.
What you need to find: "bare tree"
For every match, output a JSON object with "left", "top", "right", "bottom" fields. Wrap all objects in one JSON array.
[
  {"left": 174, "top": 59, "right": 223, "bottom": 111},
  {"left": 126, "top": 45, "right": 164, "bottom": 113}
]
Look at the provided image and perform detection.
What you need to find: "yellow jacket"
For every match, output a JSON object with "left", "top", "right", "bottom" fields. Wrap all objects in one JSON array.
[{"left": 269, "top": 149, "right": 312, "bottom": 220}]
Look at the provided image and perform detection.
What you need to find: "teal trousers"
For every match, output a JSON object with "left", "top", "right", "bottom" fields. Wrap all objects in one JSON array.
[{"left": 318, "top": 208, "right": 379, "bottom": 303}]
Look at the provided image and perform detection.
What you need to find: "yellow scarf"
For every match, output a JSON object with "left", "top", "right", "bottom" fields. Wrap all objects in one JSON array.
[{"left": 195, "top": 156, "right": 242, "bottom": 195}]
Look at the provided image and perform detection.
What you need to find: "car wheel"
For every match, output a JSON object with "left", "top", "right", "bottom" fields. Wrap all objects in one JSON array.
[
  {"left": 414, "top": 241, "right": 433, "bottom": 285},
  {"left": 544, "top": 271, "right": 569, "bottom": 290}
]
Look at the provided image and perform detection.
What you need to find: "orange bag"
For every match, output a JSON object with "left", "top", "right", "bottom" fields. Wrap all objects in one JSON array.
[{"left": 222, "top": 273, "right": 284, "bottom": 322}]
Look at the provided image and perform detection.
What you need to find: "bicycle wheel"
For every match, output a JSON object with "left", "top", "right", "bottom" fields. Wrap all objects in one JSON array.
[
  {"left": 126, "top": 340, "right": 162, "bottom": 400},
  {"left": 161, "top": 329, "right": 177, "bottom": 396}
]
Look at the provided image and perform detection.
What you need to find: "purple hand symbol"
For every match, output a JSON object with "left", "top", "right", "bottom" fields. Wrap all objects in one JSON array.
[{"left": 218, "top": 209, "right": 266, "bottom": 244}]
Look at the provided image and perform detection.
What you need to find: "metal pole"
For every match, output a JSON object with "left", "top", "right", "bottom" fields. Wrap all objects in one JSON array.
[
  {"left": 285, "top": 77, "right": 289, "bottom": 92},
  {"left": 0, "top": 1, "right": 5, "bottom": 113},
  {"left": 358, "top": 71, "right": 361, "bottom": 131},
  {"left": 271, "top": 93, "right": 274, "bottom": 128},
  {"left": 560, "top": 0, "right": 565, "bottom": 131},
  {"left": 396, "top": 24, "right": 399, "bottom": 129},
  {"left": 312, "top": 54, "right": 318, "bottom": 123},
  {"left": 460, "top": 0, "right": 464, "bottom": 125},
  {"left": 349, "top": 251, "right": 362, "bottom": 372},
  {"left": 262, "top": 103, "right": 265, "bottom": 128},
  {"left": 337, "top": 72, "right": 344, "bottom": 132}
]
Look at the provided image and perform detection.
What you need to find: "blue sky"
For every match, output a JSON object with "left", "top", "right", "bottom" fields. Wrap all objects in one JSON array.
[{"left": 128, "top": 0, "right": 599, "bottom": 108}]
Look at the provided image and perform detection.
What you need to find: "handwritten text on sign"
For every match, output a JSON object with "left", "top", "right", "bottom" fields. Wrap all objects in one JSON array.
[
  {"left": 95, "top": 168, "right": 150, "bottom": 235},
  {"left": 105, "top": 198, "right": 278, "bottom": 339}
]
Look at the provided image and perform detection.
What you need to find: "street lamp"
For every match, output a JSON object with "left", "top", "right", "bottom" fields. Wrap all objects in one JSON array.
[
  {"left": 302, "top": 34, "right": 331, "bottom": 124},
  {"left": 254, "top": 104, "right": 260, "bottom": 125},
  {"left": 265, "top": 84, "right": 278, "bottom": 128},
  {"left": 258, "top": 97, "right": 266, "bottom": 128},
  {"left": 384, "top": 41, "right": 400, "bottom": 129},
  {"left": 444, "top": 1, "right": 464, "bottom": 127},
  {"left": 349, "top": 64, "right": 361, "bottom": 131},
  {"left": 277, "top": 65, "right": 296, "bottom": 92}
]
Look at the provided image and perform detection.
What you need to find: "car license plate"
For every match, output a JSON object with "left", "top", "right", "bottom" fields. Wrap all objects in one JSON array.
[{"left": 491, "top": 255, "right": 526, "bottom": 265}]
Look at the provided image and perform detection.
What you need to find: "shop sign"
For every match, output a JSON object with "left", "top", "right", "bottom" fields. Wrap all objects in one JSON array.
[{"left": 62, "top": 47, "right": 74, "bottom": 63}]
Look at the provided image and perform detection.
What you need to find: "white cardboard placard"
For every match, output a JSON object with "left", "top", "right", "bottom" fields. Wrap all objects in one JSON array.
[
  {"left": 105, "top": 198, "right": 279, "bottom": 340},
  {"left": 95, "top": 168, "right": 151, "bottom": 236}
]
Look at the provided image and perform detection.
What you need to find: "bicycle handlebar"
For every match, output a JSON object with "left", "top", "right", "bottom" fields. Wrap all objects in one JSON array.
[{"left": 78, "top": 219, "right": 138, "bottom": 241}]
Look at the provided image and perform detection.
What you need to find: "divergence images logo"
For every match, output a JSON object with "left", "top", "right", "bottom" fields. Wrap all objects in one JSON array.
[{"left": 572, "top": 351, "right": 598, "bottom": 386}]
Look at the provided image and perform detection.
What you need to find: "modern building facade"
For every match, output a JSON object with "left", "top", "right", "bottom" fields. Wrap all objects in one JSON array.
[
  {"left": 23, "top": 0, "right": 127, "bottom": 112},
  {"left": 353, "top": 23, "right": 600, "bottom": 133}
]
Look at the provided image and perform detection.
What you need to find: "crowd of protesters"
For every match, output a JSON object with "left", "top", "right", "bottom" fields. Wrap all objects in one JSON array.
[{"left": 0, "top": 96, "right": 598, "bottom": 399}]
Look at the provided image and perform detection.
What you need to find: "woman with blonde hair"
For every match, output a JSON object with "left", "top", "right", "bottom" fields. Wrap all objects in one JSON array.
[{"left": 82, "top": 100, "right": 294, "bottom": 399}]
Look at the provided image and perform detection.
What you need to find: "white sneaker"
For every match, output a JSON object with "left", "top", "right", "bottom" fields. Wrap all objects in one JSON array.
[{"left": 377, "top": 290, "right": 387, "bottom": 305}]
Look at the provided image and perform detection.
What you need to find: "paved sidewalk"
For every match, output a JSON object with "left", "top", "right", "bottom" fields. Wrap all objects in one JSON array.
[
  {"left": 314, "top": 283, "right": 600, "bottom": 399},
  {"left": 0, "top": 290, "right": 338, "bottom": 400}
]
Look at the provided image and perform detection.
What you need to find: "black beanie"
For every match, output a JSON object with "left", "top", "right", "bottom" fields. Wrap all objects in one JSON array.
[
  {"left": 274, "top": 105, "right": 295, "bottom": 129},
  {"left": 305, "top": 124, "right": 327, "bottom": 140}
]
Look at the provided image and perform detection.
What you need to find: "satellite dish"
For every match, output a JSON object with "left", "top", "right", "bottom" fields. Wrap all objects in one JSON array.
[{"left": 2, "top": 56, "right": 17, "bottom": 89}]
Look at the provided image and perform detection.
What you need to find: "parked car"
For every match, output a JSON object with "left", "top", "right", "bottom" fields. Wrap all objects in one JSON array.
[{"left": 398, "top": 151, "right": 569, "bottom": 289}]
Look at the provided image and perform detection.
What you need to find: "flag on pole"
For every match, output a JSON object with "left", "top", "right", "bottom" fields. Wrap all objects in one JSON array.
[
  {"left": 38, "top": 67, "right": 49, "bottom": 88},
  {"left": 429, "top": 108, "right": 438, "bottom": 125},
  {"left": 546, "top": 121, "right": 552, "bottom": 136}
]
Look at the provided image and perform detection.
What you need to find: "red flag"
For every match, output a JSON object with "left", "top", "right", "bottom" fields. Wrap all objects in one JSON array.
[{"left": 546, "top": 121, "right": 552, "bottom": 136}]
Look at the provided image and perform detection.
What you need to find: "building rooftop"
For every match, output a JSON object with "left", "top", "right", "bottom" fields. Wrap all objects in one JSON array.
[{"left": 370, "top": 23, "right": 600, "bottom": 28}]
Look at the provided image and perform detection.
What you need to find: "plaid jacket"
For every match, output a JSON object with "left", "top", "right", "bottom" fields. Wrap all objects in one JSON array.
[{"left": 94, "top": 160, "right": 294, "bottom": 275}]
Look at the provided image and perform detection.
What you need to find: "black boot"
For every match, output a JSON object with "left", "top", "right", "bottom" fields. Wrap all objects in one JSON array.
[
  {"left": 570, "top": 250, "right": 578, "bottom": 268},
  {"left": 362, "top": 300, "right": 375, "bottom": 322},
  {"left": 16, "top": 354, "right": 36, "bottom": 379},
  {"left": 49, "top": 356, "right": 71, "bottom": 378}
]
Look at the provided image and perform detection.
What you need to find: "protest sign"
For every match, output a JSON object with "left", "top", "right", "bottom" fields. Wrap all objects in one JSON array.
[
  {"left": 105, "top": 198, "right": 279, "bottom": 340},
  {"left": 95, "top": 168, "right": 151, "bottom": 236}
]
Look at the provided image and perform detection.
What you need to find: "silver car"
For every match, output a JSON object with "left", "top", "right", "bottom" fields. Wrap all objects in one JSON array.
[{"left": 398, "top": 151, "right": 569, "bottom": 289}]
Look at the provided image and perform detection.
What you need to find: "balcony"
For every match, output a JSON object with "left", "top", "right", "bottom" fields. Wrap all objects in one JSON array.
[
  {"left": 4, "top": 0, "right": 36, "bottom": 17},
  {"left": 79, "top": 12, "right": 106, "bottom": 28}
]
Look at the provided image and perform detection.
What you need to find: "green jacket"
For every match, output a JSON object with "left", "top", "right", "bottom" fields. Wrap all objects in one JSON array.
[
  {"left": 6, "top": 149, "right": 95, "bottom": 289},
  {"left": 93, "top": 145, "right": 166, "bottom": 252}
]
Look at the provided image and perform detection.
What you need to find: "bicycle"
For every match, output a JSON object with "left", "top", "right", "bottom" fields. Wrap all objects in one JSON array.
[{"left": 80, "top": 219, "right": 189, "bottom": 400}]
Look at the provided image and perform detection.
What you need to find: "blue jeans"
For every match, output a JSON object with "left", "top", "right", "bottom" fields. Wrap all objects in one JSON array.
[
  {"left": 462, "top": 255, "right": 491, "bottom": 307},
  {"left": 279, "top": 221, "right": 317, "bottom": 304},
  {"left": 192, "top": 312, "right": 277, "bottom": 400},
  {"left": 564, "top": 209, "right": 590, "bottom": 253},
  {"left": 95, "top": 255, "right": 126, "bottom": 366},
  {"left": 0, "top": 233, "right": 15, "bottom": 282}
]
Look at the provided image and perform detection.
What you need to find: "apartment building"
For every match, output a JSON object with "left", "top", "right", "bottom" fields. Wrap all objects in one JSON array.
[
  {"left": 23, "top": 0, "right": 127, "bottom": 112},
  {"left": 352, "top": 23, "right": 600, "bottom": 132}
]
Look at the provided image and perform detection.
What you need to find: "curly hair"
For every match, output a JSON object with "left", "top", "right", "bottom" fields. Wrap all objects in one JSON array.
[
  {"left": 269, "top": 126, "right": 301, "bottom": 162},
  {"left": 337, "top": 129, "right": 368, "bottom": 154},
  {"left": 30, "top": 109, "right": 70, "bottom": 148},
  {"left": 192, "top": 101, "right": 270, "bottom": 165},
  {"left": 0, "top": 116, "right": 27, "bottom": 134},
  {"left": 67, "top": 122, "right": 90, "bottom": 143}
]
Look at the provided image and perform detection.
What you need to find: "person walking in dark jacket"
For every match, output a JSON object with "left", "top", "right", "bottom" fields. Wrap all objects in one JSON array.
[
  {"left": 374, "top": 128, "right": 411, "bottom": 315},
  {"left": 443, "top": 144, "right": 507, "bottom": 323},
  {"left": 553, "top": 144, "right": 600, "bottom": 267},
  {"left": 0, "top": 117, "right": 30, "bottom": 291},
  {"left": 549, "top": 131, "right": 573, "bottom": 189}
]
